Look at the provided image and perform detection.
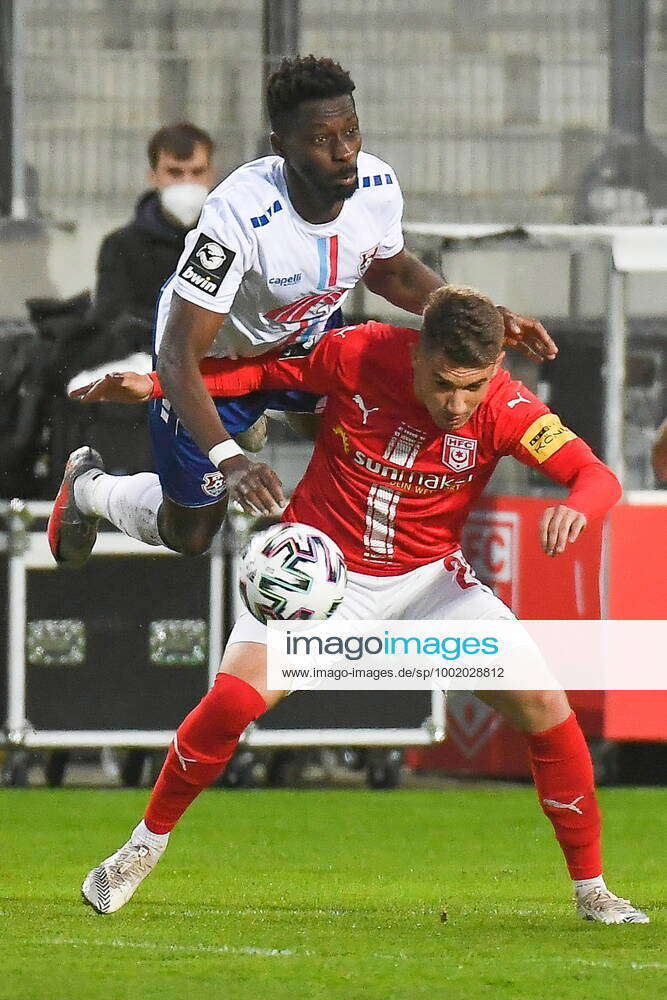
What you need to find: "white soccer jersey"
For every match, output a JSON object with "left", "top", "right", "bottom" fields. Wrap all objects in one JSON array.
[{"left": 154, "top": 151, "right": 404, "bottom": 359}]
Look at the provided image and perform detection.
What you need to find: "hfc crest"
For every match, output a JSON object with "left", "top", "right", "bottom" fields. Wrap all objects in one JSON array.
[{"left": 442, "top": 434, "right": 477, "bottom": 473}]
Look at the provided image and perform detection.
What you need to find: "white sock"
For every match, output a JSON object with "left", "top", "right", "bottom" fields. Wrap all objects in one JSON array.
[
  {"left": 573, "top": 874, "right": 607, "bottom": 894},
  {"left": 74, "top": 470, "right": 163, "bottom": 547},
  {"left": 131, "top": 819, "right": 170, "bottom": 851}
]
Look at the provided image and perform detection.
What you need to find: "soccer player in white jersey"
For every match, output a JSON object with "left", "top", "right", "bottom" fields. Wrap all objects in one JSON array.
[
  {"left": 48, "top": 55, "right": 554, "bottom": 566},
  {"left": 78, "top": 287, "right": 647, "bottom": 924}
]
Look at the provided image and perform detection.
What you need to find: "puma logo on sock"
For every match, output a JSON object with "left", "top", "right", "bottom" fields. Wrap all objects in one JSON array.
[{"left": 543, "top": 795, "right": 584, "bottom": 814}]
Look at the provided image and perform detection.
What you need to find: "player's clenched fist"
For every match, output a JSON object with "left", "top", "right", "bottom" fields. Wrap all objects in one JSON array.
[
  {"left": 221, "top": 454, "right": 285, "bottom": 516},
  {"left": 539, "top": 505, "right": 587, "bottom": 557}
]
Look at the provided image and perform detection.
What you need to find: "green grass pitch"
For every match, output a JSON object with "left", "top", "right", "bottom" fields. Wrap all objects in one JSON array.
[{"left": 1, "top": 786, "right": 664, "bottom": 999}]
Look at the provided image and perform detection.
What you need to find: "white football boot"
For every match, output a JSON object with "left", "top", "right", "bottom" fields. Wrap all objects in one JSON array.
[
  {"left": 575, "top": 885, "right": 649, "bottom": 924},
  {"left": 81, "top": 832, "right": 168, "bottom": 914}
]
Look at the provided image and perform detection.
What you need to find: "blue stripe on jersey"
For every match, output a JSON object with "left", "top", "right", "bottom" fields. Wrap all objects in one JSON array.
[{"left": 316, "top": 237, "right": 329, "bottom": 290}]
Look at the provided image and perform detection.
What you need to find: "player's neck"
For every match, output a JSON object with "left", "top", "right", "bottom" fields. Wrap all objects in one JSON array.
[{"left": 284, "top": 168, "right": 345, "bottom": 225}]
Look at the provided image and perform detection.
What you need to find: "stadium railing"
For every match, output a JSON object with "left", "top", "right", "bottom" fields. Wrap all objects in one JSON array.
[
  {"left": 402, "top": 222, "right": 667, "bottom": 489},
  {"left": 0, "top": 500, "right": 445, "bottom": 755}
]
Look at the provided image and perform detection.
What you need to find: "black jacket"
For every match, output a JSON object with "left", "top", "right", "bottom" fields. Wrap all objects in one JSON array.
[{"left": 95, "top": 190, "right": 188, "bottom": 334}]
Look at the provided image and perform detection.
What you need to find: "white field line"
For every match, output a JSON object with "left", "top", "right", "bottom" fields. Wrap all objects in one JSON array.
[
  {"left": 35, "top": 937, "right": 309, "bottom": 959},
  {"left": 26, "top": 937, "right": 665, "bottom": 970}
]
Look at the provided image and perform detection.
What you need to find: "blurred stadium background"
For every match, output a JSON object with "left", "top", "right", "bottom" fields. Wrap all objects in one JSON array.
[{"left": 1, "top": 2, "right": 666, "bottom": 788}]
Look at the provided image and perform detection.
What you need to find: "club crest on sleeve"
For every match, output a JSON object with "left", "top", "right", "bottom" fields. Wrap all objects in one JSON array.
[
  {"left": 201, "top": 471, "right": 227, "bottom": 498},
  {"left": 442, "top": 434, "right": 477, "bottom": 473},
  {"left": 179, "top": 233, "right": 236, "bottom": 296}
]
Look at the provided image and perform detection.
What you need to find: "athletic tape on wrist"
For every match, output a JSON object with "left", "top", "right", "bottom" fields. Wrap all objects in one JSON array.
[{"left": 208, "top": 440, "right": 244, "bottom": 467}]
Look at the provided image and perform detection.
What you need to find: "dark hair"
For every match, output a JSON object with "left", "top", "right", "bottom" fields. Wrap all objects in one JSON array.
[
  {"left": 147, "top": 122, "right": 214, "bottom": 169},
  {"left": 266, "top": 55, "right": 355, "bottom": 133},
  {"left": 420, "top": 285, "right": 504, "bottom": 366}
]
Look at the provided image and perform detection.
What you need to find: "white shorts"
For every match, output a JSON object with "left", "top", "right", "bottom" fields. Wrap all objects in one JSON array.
[{"left": 228, "top": 549, "right": 515, "bottom": 649}]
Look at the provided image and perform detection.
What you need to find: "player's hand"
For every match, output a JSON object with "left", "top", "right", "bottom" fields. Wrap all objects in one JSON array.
[
  {"left": 498, "top": 307, "right": 558, "bottom": 363},
  {"left": 539, "top": 505, "right": 587, "bottom": 556},
  {"left": 69, "top": 371, "right": 153, "bottom": 404},
  {"left": 222, "top": 454, "right": 286, "bottom": 516}
]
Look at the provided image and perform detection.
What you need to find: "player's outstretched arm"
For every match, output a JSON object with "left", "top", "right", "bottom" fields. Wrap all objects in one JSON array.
[
  {"left": 67, "top": 331, "right": 343, "bottom": 406},
  {"left": 500, "top": 397, "right": 621, "bottom": 554},
  {"left": 363, "top": 252, "right": 556, "bottom": 362},
  {"left": 362, "top": 249, "right": 442, "bottom": 315},
  {"left": 69, "top": 371, "right": 153, "bottom": 403}
]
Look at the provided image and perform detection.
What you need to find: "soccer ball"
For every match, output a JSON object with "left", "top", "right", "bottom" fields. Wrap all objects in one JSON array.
[{"left": 239, "top": 522, "right": 347, "bottom": 623}]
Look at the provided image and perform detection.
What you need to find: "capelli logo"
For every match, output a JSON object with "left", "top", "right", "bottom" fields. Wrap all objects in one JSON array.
[{"left": 269, "top": 273, "right": 302, "bottom": 286}]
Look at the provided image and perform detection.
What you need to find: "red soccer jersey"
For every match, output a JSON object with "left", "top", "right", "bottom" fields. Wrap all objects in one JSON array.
[{"left": 157, "top": 321, "right": 621, "bottom": 574}]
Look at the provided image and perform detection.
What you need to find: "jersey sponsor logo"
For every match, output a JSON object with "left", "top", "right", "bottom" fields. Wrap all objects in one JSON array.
[
  {"left": 442, "top": 434, "right": 477, "bottom": 473},
  {"left": 358, "top": 244, "right": 379, "bottom": 277},
  {"left": 332, "top": 423, "right": 351, "bottom": 453},
  {"left": 268, "top": 273, "right": 302, "bottom": 286},
  {"left": 179, "top": 233, "right": 236, "bottom": 296},
  {"left": 520, "top": 414, "right": 576, "bottom": 464},
  {"left": 201, "top": 470, "right": 227, "bottom": 498},
  {"left": 353, "top": 448, "right": 472, "bottom": 494}
]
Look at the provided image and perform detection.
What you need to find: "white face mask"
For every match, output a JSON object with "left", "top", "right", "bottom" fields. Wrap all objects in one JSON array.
[{"left": 159, "top": 182, "right": 208, "bottom": 227}]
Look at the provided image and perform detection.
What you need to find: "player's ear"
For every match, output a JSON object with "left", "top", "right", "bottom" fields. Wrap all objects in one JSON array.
[{"left": 493, "top": 350, "right": 506, "bottom": 374}]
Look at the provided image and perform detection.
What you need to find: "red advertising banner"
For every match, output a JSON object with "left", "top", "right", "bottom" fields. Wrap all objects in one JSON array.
[{"left": 409, "top": 496, "right": 667, "bottom": 778}]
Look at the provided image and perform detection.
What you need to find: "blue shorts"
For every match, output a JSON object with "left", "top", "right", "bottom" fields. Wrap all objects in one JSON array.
[{"left": 149, "top": 309, "right": 342, "bottom": 508}]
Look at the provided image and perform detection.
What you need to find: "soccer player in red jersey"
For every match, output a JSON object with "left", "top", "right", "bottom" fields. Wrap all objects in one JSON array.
[{"left": 77, "top": 287, "right": 648, "bottom": 924}]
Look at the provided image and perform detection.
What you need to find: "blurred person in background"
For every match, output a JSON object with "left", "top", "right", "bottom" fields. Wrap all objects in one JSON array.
[
  {"left": 94, "top": 122, "right": 216, "bottom": 341},
  {"left": 652, "top": 418, "right": 667, "bottom": 482}
]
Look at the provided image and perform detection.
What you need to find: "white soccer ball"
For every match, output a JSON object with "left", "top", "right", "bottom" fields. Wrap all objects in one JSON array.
[{"left": 239, "top": 522, "right": 347, "bottom": 623}]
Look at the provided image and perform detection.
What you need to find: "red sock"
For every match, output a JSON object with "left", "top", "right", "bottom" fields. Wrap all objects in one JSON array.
[
  {"left": 144, "top": 672, "right": 266, "bottom": 834},
  {"left": 526, "top": 711, "right": 602, "bottom": 880}
]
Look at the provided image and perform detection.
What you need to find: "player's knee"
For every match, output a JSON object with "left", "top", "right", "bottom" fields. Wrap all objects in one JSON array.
[
  {"left": 172, "top": 529, "right": 216, "bottom": 557},
  {"left": 514, "top": 690, "right": 570, "bottom": 730},
  {"left": 161, "top": 520, "right": 216, "bottom": 556},
  {"left": 159, "top": 501, "right": 227, "bottom": 556}
]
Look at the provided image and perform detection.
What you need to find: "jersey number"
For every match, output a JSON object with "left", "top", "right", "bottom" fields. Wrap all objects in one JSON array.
[{"left": 443, "top": 553, "right": 478, "bottom": 590}]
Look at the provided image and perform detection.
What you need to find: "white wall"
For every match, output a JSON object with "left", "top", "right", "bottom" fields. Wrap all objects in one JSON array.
[{"left": 2, "top": 219, "right": 666, "bottom": 322}]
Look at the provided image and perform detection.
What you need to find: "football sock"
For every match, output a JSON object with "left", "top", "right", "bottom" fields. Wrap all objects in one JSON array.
[
  {"left": 573, "top": 874, "right": 607, "bottom": 893},
  {"left": 144, "top": 672, "right": 267, "bottom": 835},
  {"left": 75, "top": 470, "right": 163, "bottom": 546},
  {"left": 526, "top": 711, "right": 602, "bottom": 880},
  {"left": 131, "top": 819, "right": 170, "bottom": 852}
]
